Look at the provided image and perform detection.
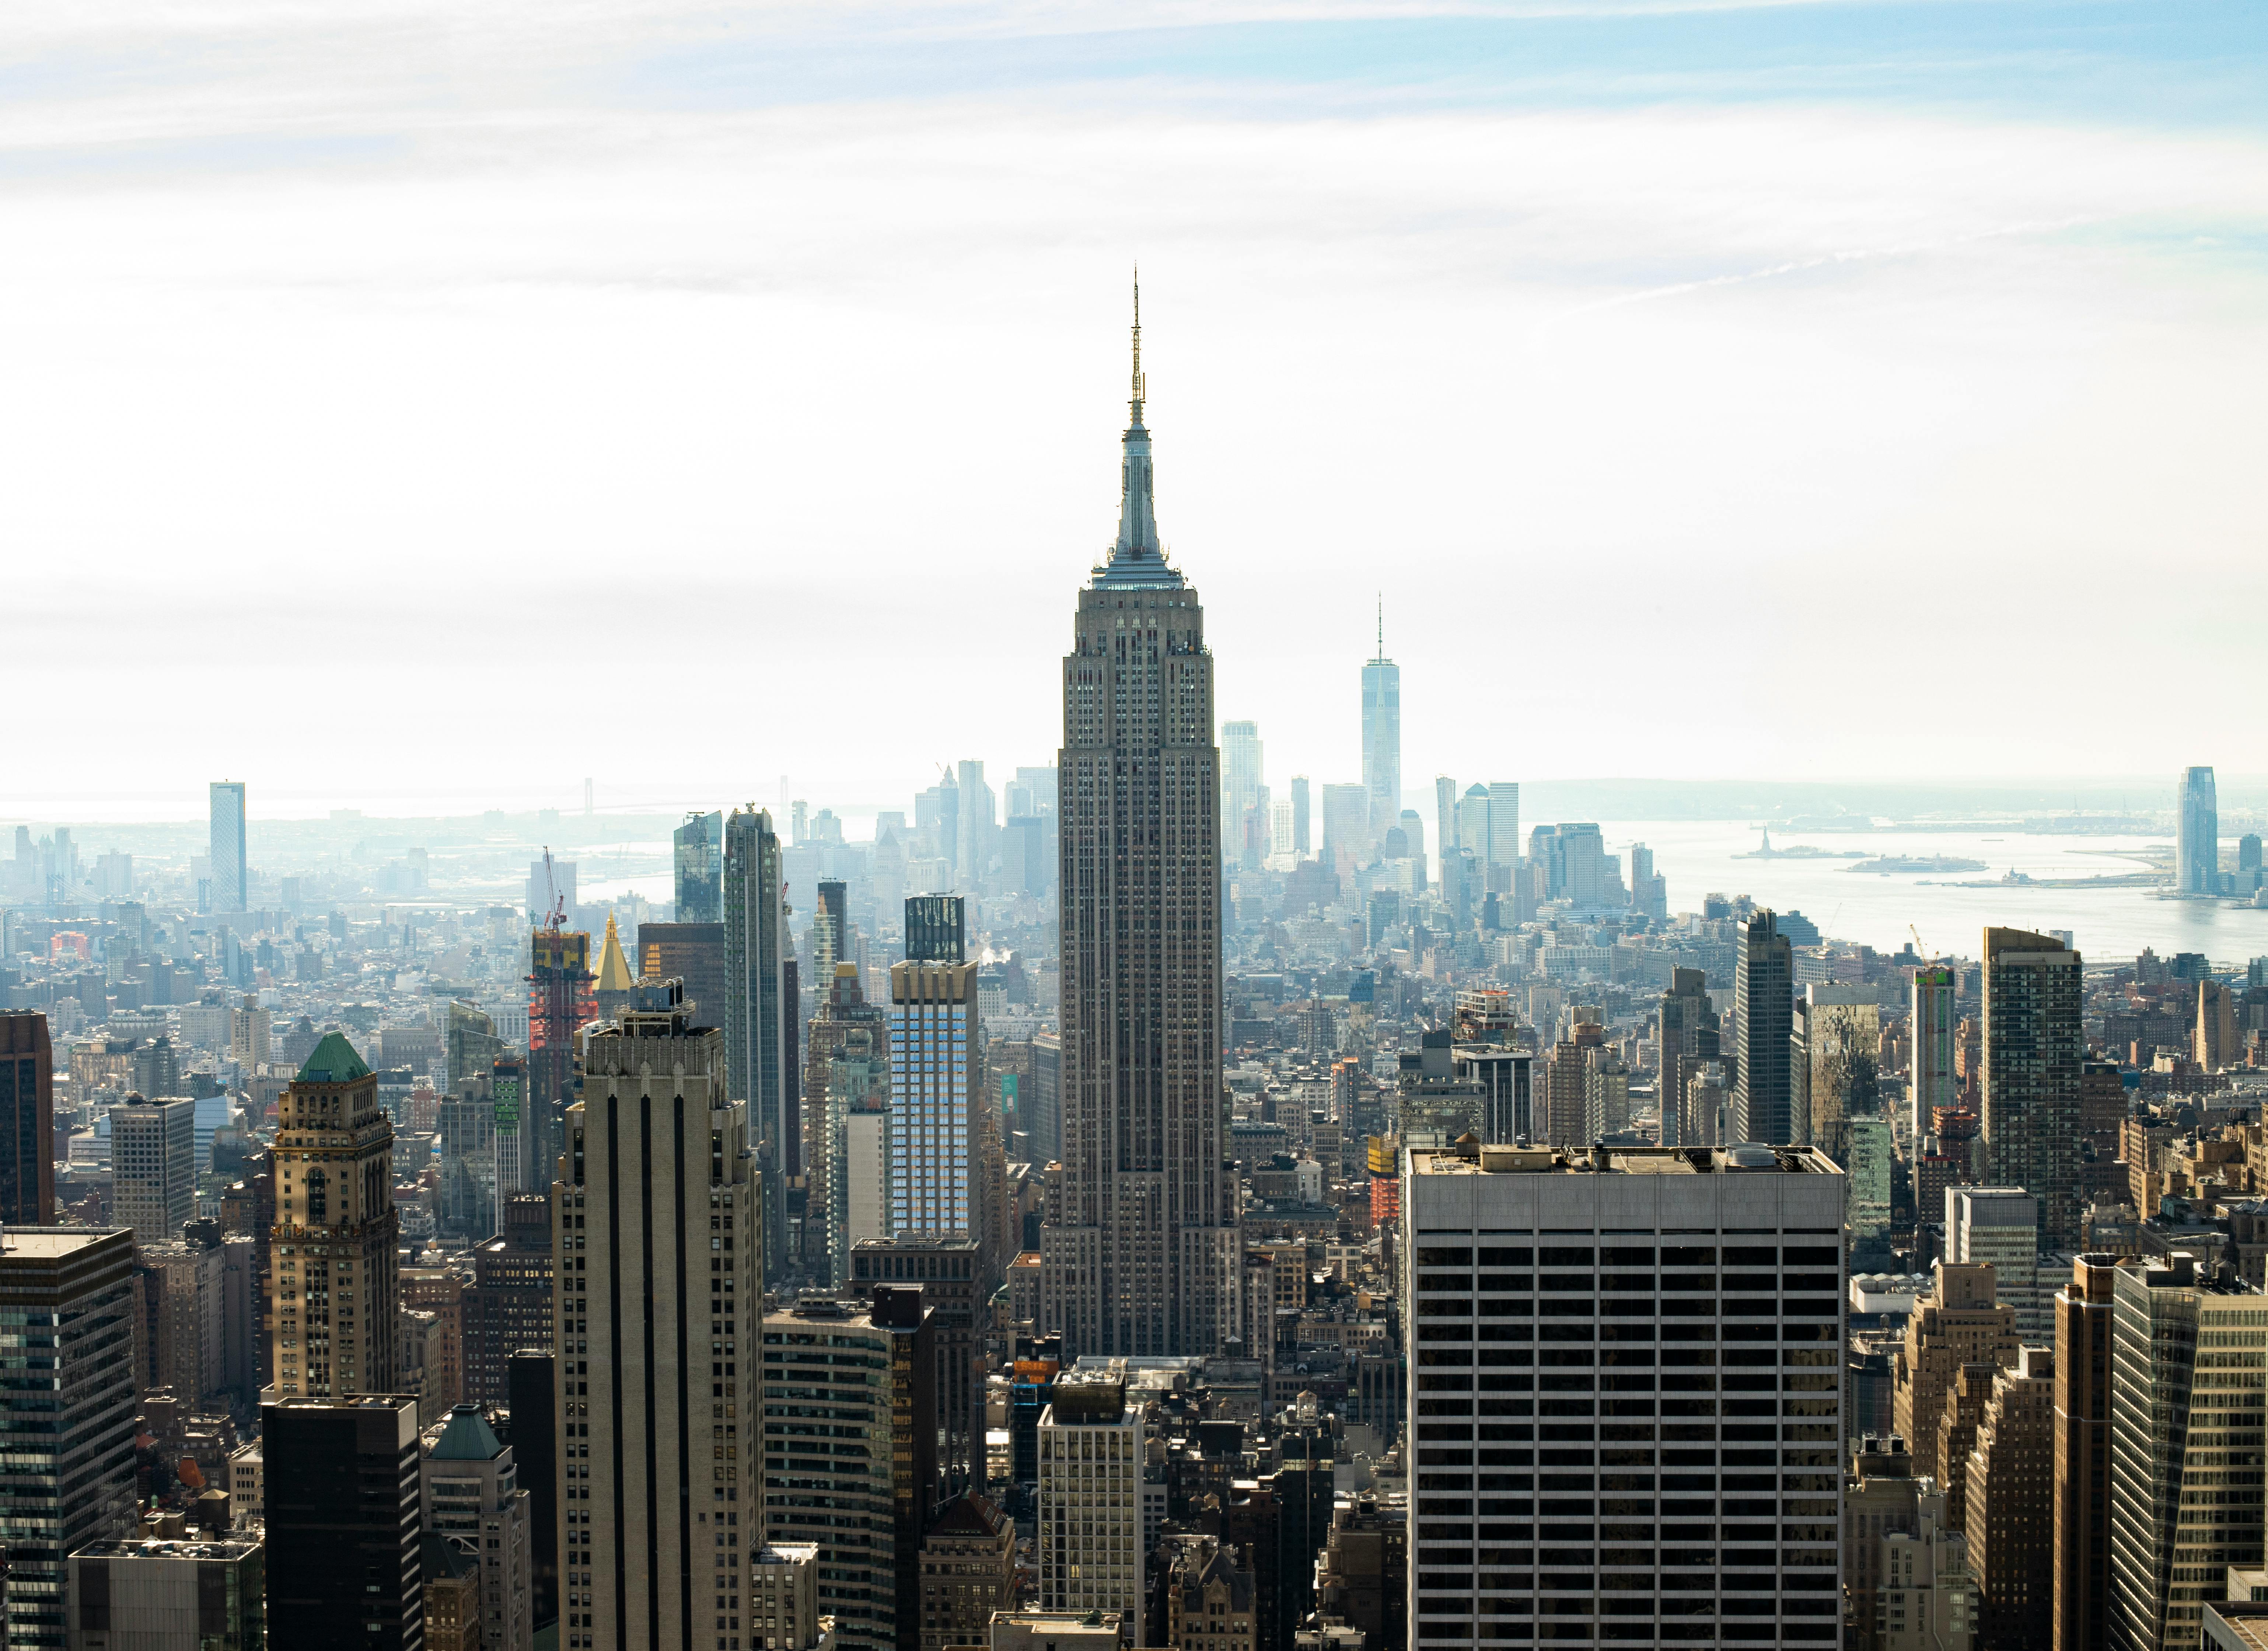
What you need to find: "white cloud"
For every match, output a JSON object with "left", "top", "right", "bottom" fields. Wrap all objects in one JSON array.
[{"left": 0, "top": 4, "right": 2262, "bottom": 817}]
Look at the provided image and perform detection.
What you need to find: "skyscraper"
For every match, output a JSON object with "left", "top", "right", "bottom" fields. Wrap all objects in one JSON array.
[
  {"left": 1730, "top": 910, "right": 1793, "bottom": 1145},
  {"left": 0, "top": 1227, "right": 137, "bottom": 1648},
  {"left": 209, "top": 780, "right": 247, "bottom": 912},
  {"left": 1911, "top": 964, "right": 1958, "bottom": 1143},
  {"left": 2053, "top": 1254, "right": 2117, "bottom": 1651},
  {"left": 1982, "top": 926, "right": 2084, "bottom": 1248},
  {"left": 265, "top": 1393, "right": 425, "bottom": 1651},
  {"left": 725, "top": 804, "right": 790, "bottom": 1286},
  {"left": 888, "top": 942, "right": 986, "bottom": 1250},
  {"left": 813, "top": 878, "right": 849, "bottom": 977},
  {"left": 1433, "top": 775, "right": 1458, "bottom": 884},
  {"left": 110, "top": 1092, "right": 196, "bottom": 1247},
  {"left": 269, "top": 1033, "right": 400, "bottom": 1398},
  {"left": 1320, "top": 783, "right": 1370, "bottom": 873},
  {"left": 1042, "top": 282, "right": 1237, "bottom": 1361},
  {"left": 1484, "top": 783, "right": 1519, "bottom": 873},
  {"left": 1657, "top": 967, "right": 1719, "bottom": 1150},
  {"left": 1222, "top": 720, "right": 1264, "bottom": 858},
  {"left": 0, "top": 1010, "right": 56, "bottom": 1224},
  {"left": 1290, "top": 775, "right": 1311, "bottom": 858},
  {"left": 2176, "top": 764, "right": 2219, "bottom": 895},
  {"left": 1361, "top": 605, "right": 1399, "bottom": 842},
  {"left": 675, "top": 810, "right": 724, "bottom": 922},
  {"left": 556, "top": 979, "right": 759, "bottom": 1651},
  {"left": 1401, "top": 1140, "right": 1846, "bottom": 1649}
]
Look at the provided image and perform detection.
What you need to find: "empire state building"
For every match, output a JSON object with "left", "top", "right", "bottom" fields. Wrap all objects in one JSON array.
[{"left": 1041, "top": 285, "right": 1239, "bottom": 1359}]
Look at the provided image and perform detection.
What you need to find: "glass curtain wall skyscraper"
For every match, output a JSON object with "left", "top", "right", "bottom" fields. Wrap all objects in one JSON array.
[
  {"left": 1361, "top": 605, "right": 1399, "bottom": 844},
  {"left": 674, "top": 809, "right": 724, "bottom": 922},
  {"left": 2177, "top": 765, "right": 2219, "bottom": 895},
  {"left": 209, "top": 780, "right": 247, "bottom": 912},
  {"left": 725, "top": 805, "right": 790, "bottom": 1286},
  {"left": 1041, "top": 282, "right": 1237, "bottom": 1361}
]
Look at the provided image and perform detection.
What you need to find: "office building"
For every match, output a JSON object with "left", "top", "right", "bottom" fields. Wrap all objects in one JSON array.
[
  {"left": 2178, "top": 765, "right": 2220, "bottom": 895},
  {"left": 229, "top": 994, "right": 271, "bottom": 1068},
  {"left": 1656, "top": 968, "right": 1719, "bottom": 1151},
  {"left": 1965, "top": 1345, "right": 2055, "bottom": 1650},
  {"left": 139, "top": 1235, "right": 227, "bottom": 1405},
  {"left": 1223, "top": 720, "right": 1265, "bottom": 856},
  {"left": 270, "top": 1033, "right": 400, "bottom": 1398},
  {"left": 854, "top": 1235, "right": 985, "bottom": 1498},
  {"left": 1400, "top": 1138, "right": 1846, "bottom": 1648},
  {"left": 2053, "top": 1255, "right": 2117, "bottom": 1651},
  {"left": 1290, "top": 776, "right": 1311, "bottom": 858},
  {"left": 0, "top": 1011, "right": 55, "bottom": 1224},
  {"left": 1873, "top": 1498, "right": 1975, "bottom": 1651},
  {"left": 1947, "top": 1187, "right": 2046, "bottom": 1340},
  {"left": 2106, "top": 1252, "right": 2264, "bottom": 1651},
  {"left": 750, "top": 1544, "right": 829, "bottom": 1651},
  {"left": 1166, "top": 1538, "right": 1257, "bottom": 1651},
  {"left": 592, "top": 912, "right": 638, "bottom": 1023},
  {"left": 265, "top": 1393, "right": 425, "bottom": 1651},
  {"left": 1981, "top": 927, "right": 2084, "bottom": 1248},
  {"left": 509, "top": 1350, "right": 560, "bottom": 1632},
  {"left": 814, "top": 879, "right": 850, "bottom": 978},
  {"left": 678, "top": 810, "right": 726, "bottom": 922},
  {"left": 1320, "top": 783, "right": 1370, "bottom": 873},
  {"left": 917, "top": 1493, "right": 1014, "bottom": 1651},
  {"left": 1433, "top": 775, "right": 1459, "bottom": 884},
  {"left": 726, "top": 804, "right": 792, "bottom": 1286},
  {"left": 1893, "top": 1262, "right": 2019, "bottom": 1484},
  {"left": 957, "top": 760, "right": 995, "bottom": 890},
  {"left": 424, "top": 1402, "right": 535, "bottom": 1651},
  {"left": 760, "top": 1289, "right": 937, "bottom": 1651},
  {"left": 0, "top": 1228, "right": 138, "bottom": 1648},
  {"left": 208, "top": 781, "right": 247, "bottom": 912},
  {"left": 1043, "top": 293, "right": 1238, "bottom": 1363},
  {"left": 888, "top": 945, "right": 997, "bottom": 1280},
  {"left": 1911, "top": 967, "right": 1958, "bottom": 1145},
  {"left": 806, "top": 963, "right": 891, "bottom": 1288},
  {"left": 465, "top": 1199, "right": 553, "bottom": 1405},
  {"left": 1798, "top": 985, "right": 1880, "bottom": 1160},
  {"left": 492, "top": 1054, "right": 537, "bottom": 1217},
  {"left": 556, "top": 980, "right": 759, "bottom": 1651},
  {"left": 1731, "top": 910, "right": 1794, "bottom": 1145},
  {"left": 1484, "top": 784, "right": 1519, "bottom": 872},
  {"left": 1362, "top": 610, "right": 1399, "bottom": 842},
  {"left": 67, "top": 1533, "right": 267, "bottom": 1650},
  {"left": 641, "top": 921, "right": 729, "bottom": 1033},
  {"left": 1038, "top": 1368, "right": 1145, "bottom": 1632}
]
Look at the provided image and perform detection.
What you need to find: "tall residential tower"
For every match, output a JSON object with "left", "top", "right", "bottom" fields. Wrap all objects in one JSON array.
[{"left": 1041, "top": 282, "right": 1238, "bottom": 1361}]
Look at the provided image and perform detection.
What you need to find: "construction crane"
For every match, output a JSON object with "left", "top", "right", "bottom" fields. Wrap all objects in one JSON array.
[
  {"left": 540, "top": 846, "right": 567, "bottom": 932},
  {"left": 1909, "top": 924, "right": 1935, "bottom": 961}
]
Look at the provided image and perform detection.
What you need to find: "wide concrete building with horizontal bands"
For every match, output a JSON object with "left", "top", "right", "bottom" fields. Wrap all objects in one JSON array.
[{"left": 1401, "top": 1139, "right": 1847, "bottom": 1649}]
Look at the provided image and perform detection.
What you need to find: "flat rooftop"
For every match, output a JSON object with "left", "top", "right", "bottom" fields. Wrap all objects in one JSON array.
[
  {"left": 0, "top": 1228, "right": 128, "bottom": 1259},
  {"left": 74, "top": 1537, "right": 263, "bottom": 1562},
  {"left": 1411, "top": 1145, "right": 1841, "bottom": 1177}
]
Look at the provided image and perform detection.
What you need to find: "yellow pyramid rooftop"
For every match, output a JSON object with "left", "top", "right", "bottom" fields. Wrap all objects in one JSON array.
[{"left": 594, "top": 911, "right": 636, "bottom": 992}]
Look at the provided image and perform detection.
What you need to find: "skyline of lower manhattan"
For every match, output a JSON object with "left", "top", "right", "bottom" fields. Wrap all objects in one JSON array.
[{"left": 7, "top": 5, "right": 2268, "bottom": 1650}]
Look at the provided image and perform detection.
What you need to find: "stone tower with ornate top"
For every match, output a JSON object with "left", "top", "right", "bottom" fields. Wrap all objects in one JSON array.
[
  {"left": 268, "top": 1031, "right": 400, "bottom": 1399},
  {"left": 1040, "top": 279, "right": 1239, "bottom": 1360}
]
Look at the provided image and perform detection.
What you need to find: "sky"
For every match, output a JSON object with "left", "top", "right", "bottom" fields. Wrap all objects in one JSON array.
[{"left": 3, "top": 0, "right": 2264, "bottom": 823}]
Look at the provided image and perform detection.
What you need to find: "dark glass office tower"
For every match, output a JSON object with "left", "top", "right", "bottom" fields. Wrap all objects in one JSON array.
[
  {"left": 905, "top": 894, "right": 967, "bottom": 964},
  {"left": 726, "top": 805, "right": 789, "bottom": 1286},
  {"left": 674, "top": 809, "right": 724, "bottom": 921},
  {"left": 0, "top": 1011, "right": 55, "bottom": 1223},
  {"left": 1731, "top": 911, "right": 1793, "bottom": 1145},
  {"left": 263, "top": 1393, "right": 425, "bottom": 1651}
]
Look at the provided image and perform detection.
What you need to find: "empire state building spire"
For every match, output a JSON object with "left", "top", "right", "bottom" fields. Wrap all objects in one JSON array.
[{"left": 1106, "top": 269, "right": 1170, "bottom": 577}]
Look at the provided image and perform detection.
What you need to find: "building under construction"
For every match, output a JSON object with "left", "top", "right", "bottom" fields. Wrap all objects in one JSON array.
[{"left": 527, "top": 926, "right": 594, "bottom": 1180}]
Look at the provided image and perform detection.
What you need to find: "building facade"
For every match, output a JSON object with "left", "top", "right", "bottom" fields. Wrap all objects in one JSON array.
[
  {"left": 1981, "top": 927, "right": 2084, "bottom": 1248},
  {"left": 1730, "top": 911, "right": 1793, "bottom": 1145},
  {"left": 264, "top": 1393, "right": 426, "bottom": 1651},
  {"left": 110, "top": 1092, "right": 195, "bottom": 1247},
  {"left": 2177, "top": 765, "right": 2220, "bottom": 895},
  {"left": 270, "top": 1033, "right": 400, "bottom": 1399},
  {"left": 1042, "top": 294, "right": 1237, "bottom": 1362},
  {"left": 2054, "top": 1254, "right": 2118, "bottom": 1651},
  {"left": 1361, "top": 617, "right": 1399, "bottom": 845},
  {"left": 555, "top": 981, "right": 759, "bottom": 1651},
  {"left": 0, "top": 1011, "right": 55, "bottom": 1224},
  {"left": 208, "top": 780, "right": 248, "bottom": 912},
  {"left": 1401, "top": 1139, "right": 1847, "bottom": 1648},
  {"left": 1037, "top": 1369, "right": 1144, "bottom": 1634},
  {"left": 726, "top": 804, "right": 791, "bottom": 1287},
  {"left": 0, "top": 1228, "right": 138, "bottom": 1649},
  {"left": 423, "top": 1402, "right": 534, "bottom": 1651}
]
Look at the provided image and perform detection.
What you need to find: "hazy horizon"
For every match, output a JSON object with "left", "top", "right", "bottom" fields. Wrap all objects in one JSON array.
[{"left": 6, "top": 0, "right": 2263, "bottom": 799}]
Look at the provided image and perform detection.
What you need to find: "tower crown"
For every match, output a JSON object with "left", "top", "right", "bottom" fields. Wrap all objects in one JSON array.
[{"left": 1095, "top": 269, "right": 1182, "bottom": 590}]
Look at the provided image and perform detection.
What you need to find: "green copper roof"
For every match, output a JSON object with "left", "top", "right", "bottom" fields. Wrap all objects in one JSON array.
[
  {"left": 297, "top": 1031, "right": 371, "bottom": 1084},
  {"left": 429, "top": 1404, "right": 504, "bottom": 1462}
]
